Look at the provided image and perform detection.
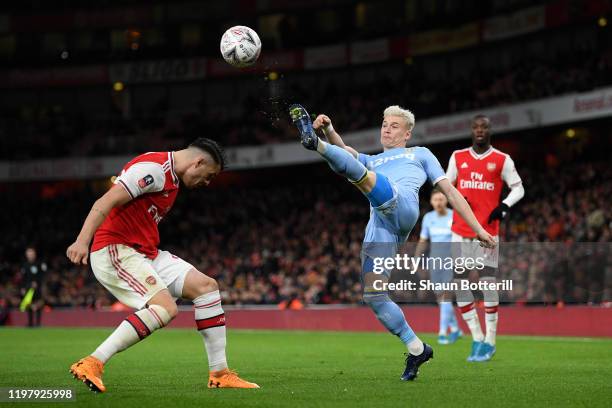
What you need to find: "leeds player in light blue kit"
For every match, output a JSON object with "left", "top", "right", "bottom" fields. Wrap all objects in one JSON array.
[
  {"left": 289, "top": 104, "right": 495, "bottom": 381},
  {"left": 416, "top": 190, "right": 462, "bottom": 345}
]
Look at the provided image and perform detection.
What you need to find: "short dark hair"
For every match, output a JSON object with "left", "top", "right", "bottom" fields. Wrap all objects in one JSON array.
[
  {"left": 189, "top": 138, "right": 227, "bottom": 170},
  {"left": 472, "top": 114, "right": 490, "bottom": 124},
  {"left": 431, "top": 188, "right": 444, "bottom": 197}
]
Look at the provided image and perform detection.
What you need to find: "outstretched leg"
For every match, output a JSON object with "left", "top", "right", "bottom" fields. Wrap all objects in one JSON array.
[
  {"left": 70, "top": 244, "right": 176, "bottom": 393},
  {"left": 71, "top": 290, "right": 175, "bottom": 392},
  {"left": 289, "top": 103, "right": 380, "bottom": 196}
]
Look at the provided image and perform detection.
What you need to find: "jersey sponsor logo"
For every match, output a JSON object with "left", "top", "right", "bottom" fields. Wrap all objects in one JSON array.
[
  {"left": 148, "top": 204, "right": 164, "bottom": 224},
  {"left": 430, "top": 226, "right": 451, "bottom": 235},
  {"left": 461, "top": 162, "right": 468, "bottom": 168},
  {"left": 459, "top": 172, "right": 495, "bottom": 191},
  {"left": 145, "top": 276, "right": 157, "bottom": 285},
  {"left": 138, "top": 175, "right": 154, "bottom": 188},
  {"left": 487, "top": 162, "right": 497, "bottom": 172},
  {"left": 368, "top": 153, "right": 415, "bottom": 168}
]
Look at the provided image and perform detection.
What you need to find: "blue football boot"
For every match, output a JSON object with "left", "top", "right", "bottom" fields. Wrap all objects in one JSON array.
[
  {"left": 448, "top": 329, "right": 463, "bottom": 344},
  {"left": 467, "top": 340, "right": 484, "bottom": 362},
  {"left": 289, "top": 104, "right": 318, "bottom": 150},
  {"left": 473, "top": 342, "right": 496, "bottom": 362},
  {"left": 437, "top": 335, "right": 449, "bottom": 345}
]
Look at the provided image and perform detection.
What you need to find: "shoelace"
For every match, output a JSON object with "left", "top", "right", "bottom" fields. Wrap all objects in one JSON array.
[{"left": 223, "top": 369, "right": 247, "bottom": 383}]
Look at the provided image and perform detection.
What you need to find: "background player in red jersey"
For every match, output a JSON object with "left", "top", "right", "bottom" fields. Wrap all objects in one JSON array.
[
  {"left": 66, "top": 138, "right": 259, "bottom": 392},
  {"left": 446, "top": 115, "right": 525, "bottom": 362}
]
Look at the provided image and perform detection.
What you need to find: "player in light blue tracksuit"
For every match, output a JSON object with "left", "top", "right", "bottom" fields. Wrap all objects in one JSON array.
[
  {"left": 289, "top": 104, "right": 495, "bottom": 381},
  {"left": 416, "top": 190, "right": 462, "bottom": 345}
]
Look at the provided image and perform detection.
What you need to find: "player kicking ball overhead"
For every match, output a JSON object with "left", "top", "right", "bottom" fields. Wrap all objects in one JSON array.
[
  {"left": 289, "top": 104, "right": 496, "bottom": 381},
  {"left": 66, "top": 138, "right": 259, "bottom": 392}
]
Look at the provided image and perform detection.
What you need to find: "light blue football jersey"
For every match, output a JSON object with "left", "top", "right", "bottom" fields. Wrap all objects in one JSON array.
[
  {"left": 420, "top": 209, "right": 453, "bottom": 263},
  {"left": 358, "top": 147, "right": 446, "bottom": 202},
  {"left": 420, "top": 209, "right": 453, "bottom": 243}
]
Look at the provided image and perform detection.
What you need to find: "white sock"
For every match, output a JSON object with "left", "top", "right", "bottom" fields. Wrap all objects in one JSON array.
[
  {"left": 194, "top": 290, "right": 228, "bottom": 371},
  {"left": 92, "top": 305, "right": 170, "bottom": 363},
  {"left": 406, "top": 337, "right": 424, "bottom": 356},
  {"left": 484, "top": 302, "right": 499, "bottom": 345},
  {"left": 316, "top": 138, "right": 327, "bottom": 154},
  {"left": 457, "top": 301, "right": 484, "bottom": 342},
  {"left": 481, "top": 277, "right": 499, "bottom": 346}
]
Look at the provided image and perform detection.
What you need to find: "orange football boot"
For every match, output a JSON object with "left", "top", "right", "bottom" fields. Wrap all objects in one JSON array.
[
  {"left": 70, "top": 356, "right": 106, "bottom": 393},
  {"left": 208, "top": 368, "right": 260, "bottom": 389}
]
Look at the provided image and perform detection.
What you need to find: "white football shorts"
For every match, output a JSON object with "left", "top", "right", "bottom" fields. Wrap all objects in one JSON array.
[
  {"left": 451, "top": 232, "right": 500, "bottom": 269},
  {"left": 90, "top": 243, "right": 194, "bottom": 309}
]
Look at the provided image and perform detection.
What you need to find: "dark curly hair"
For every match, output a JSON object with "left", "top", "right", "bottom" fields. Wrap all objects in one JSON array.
[{"left": 189, "top": 138, "right": 227, "bottom": 170}]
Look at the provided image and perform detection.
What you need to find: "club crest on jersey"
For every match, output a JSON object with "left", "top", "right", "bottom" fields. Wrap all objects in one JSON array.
[
  {"left": 487, "top": 162, "right": 496, "bottom": 172},
  {"left": 145, "top": 276, "right": 157, "bottom": 285},
  {"left": 138, "top": 175, "right": 154, "bottom": 188}
]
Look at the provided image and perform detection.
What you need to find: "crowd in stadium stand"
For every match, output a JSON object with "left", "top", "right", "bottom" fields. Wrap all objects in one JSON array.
[
  {"left": 0, "top": 160, "right": 610, "bottom": 312},
  {"left": 2, "top": 43, "right": 612, "bottom": 160}
]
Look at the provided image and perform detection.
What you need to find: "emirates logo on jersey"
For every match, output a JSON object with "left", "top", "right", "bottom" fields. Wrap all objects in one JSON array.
[{"left": 487, "top": 162, "right": 497, "bottom": 172}]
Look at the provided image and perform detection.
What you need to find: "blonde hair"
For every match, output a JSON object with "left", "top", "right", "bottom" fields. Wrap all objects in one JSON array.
[{"left": 383, "top": 105, "right": 415, "bottom": 130}]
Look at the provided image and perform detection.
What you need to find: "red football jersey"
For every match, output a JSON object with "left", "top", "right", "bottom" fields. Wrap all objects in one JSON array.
[
  {"left": 446, "top": 147, "right": 521, "bottom": 237},
  {"left": 91, "top": 152, "right": 180, "bottom": 259}
]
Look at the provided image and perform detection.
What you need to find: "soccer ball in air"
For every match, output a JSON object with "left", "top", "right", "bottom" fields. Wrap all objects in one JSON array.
[{"left": 220, "top": 26, "right": 262, "bottom": 68}]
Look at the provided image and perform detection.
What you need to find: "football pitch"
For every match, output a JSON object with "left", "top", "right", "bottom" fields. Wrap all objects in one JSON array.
[{"left": 1, "top": 328, "right": 610, "bottom": 407}]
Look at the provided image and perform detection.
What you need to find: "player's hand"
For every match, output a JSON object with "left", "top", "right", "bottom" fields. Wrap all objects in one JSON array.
[
  {"left": 312, "top": 114, "right": 332, "bottom": 132},
  {"left": 66, "top": 241, "right": 89, "bottom": 265},
  {"left": 487, "top": 203, "right": 509, "bottom": 223},
  {"left": 476, "top": 229, "right": 496, "bottom": 249}
]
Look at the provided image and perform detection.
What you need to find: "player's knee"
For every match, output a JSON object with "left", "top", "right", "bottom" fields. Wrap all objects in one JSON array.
[
  {"left": 194, "top": 272, "right": 219, "bottom": 295},
  {"left": 148, "top": 290, "right": 178, "bottom": 320},
  {"left": 149, "top": 303, "right": 177, "bottom": 324},
  {"left": 364, "top": 173, "right": 394, "bottom": 207},
  {"left": 165, "top": 303, "right": 179, "bottom": 320}
]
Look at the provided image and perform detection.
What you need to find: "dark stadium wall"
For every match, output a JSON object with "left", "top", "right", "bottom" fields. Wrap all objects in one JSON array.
[{"left": 7, "top": 306, "right": 612, "bottom": 337}]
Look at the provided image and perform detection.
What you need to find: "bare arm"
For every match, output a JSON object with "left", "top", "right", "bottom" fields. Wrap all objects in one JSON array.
[
  {"left": 66, "top": 185, "right": 132, "bottom": 265},
  {"left": 415, "top": 238, "right": 429, "bottom": 258},
  {"left": 312, "top": 114, "right": 359, "bottom": 158},
  {"left": 436, "top": 178, "right": 496, "bottom": 248}
]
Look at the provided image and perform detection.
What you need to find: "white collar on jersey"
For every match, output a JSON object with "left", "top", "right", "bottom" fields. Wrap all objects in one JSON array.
[
  {"left": 169, "top": 151, "right": 179, "bottom": 185},
  {"left": 469, "top": 146, "right": 494, "bottom": 160}
]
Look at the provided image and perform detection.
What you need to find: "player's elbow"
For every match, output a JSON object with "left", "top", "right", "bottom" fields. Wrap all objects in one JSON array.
[{"left": 515, "top": 183, "right": 525, "bottom": 201}]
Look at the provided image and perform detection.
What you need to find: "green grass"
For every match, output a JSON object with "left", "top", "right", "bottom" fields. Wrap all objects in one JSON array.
[{"left": 0, "top": 328, "right": 611, "bottom": 407}]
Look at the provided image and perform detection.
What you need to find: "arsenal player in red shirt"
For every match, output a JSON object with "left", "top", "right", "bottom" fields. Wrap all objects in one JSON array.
[
  {"left": 446, "top": 115, "right": 524, "bottom": 362},
  {"left": 66, "top": 138, "right": 259, "bottom": 392}
]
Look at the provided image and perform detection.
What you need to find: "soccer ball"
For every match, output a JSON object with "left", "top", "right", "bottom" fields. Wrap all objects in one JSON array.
[{"left": 220, "top": 26, "right": 262, "bottom": 68}]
